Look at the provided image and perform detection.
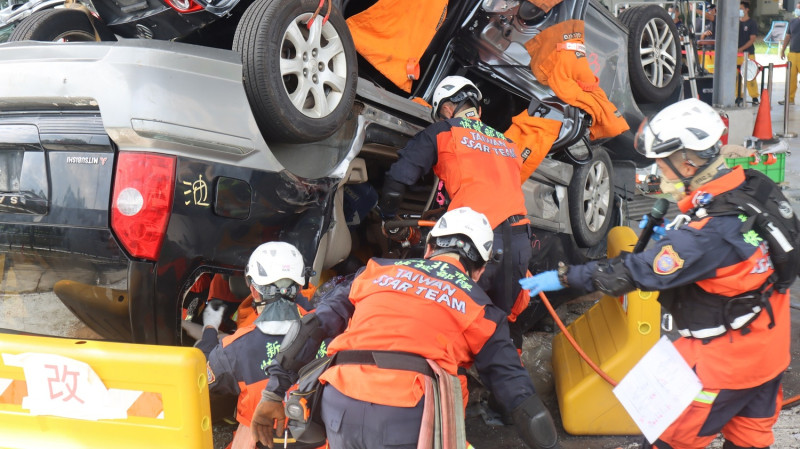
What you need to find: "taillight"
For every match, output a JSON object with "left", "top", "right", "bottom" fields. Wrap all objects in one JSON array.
[
  {"left": 164, "top": 0, "right": 203, "bottom": 13},
  {"left": 112, "top": 152, "right": 175, "bottom": 261}
]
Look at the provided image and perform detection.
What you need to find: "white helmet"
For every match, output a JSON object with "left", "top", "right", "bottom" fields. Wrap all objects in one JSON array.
[
  {"left": 430, "top": 75, "right": 482, "bottom": 121},
  {"left": 245, "top": 242, "right": 306, "bottom": 288},
  {"left": 634, "top": 98, "right": 726, "bottom": 159},
  {"left": 428, "top": 207, "right": 494, "bottom": 263}
]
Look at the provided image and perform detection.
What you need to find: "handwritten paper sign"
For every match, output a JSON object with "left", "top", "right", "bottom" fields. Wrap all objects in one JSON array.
[{"left": 613, "top": 336, "right": 703, "bottom": 443}]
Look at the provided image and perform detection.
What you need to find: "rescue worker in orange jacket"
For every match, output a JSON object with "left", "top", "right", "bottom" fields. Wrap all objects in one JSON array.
[
  {"left": 250, "top": 207, "right": 559, "bottom": 449},
  {"left": 378, "top": 76, "right": 532, "bottom": 337},
  {"left": 196, "top": 242, "right": 323, "bottom": 449},
  {"left": 520, "top": 99, "right": 792, "bottom": 449}
]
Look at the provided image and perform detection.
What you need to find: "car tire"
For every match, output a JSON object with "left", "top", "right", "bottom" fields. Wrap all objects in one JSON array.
[
  {"left": 8, "top": 8, "right": 116, "bottom": 42},
  {"left": 234, "top": 0, "right": 358, "bottom": 143},
  {"left": 619, "top": 5, "right": 682, "bottom": 104},
  {"left": 568, "top": 146, "right": 613, "bottom": 248}
]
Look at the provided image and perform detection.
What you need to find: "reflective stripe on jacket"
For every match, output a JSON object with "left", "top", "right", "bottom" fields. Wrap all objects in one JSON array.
[
  {"left": 316, "top": 256, "right": 535, "bottom": 409},
  {"left": 197, "top": 296, "right": 315, "bottom": 427},
  {"left": 568, "top": 167, "right": 791, "bottom": 389},
  {"left": 387, "top": 117, "right": 528, "bottom": 228}
]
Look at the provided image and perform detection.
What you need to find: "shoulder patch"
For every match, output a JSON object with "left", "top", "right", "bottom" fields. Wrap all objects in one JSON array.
[
  {"left": 653, "top": 245, "right": 685, "bottom": 275},
  {"left": 206, "top": 362, "right": 216, "bottom": 384}
]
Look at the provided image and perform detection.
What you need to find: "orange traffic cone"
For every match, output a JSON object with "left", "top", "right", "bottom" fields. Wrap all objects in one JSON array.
[{"left": 752, "top": 88, "right": 774, "bottom": 140}]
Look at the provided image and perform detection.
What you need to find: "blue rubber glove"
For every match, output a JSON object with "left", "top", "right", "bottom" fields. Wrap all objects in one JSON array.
[
  {"left": 639, "top": 214, "right": 667, "bottom": 241},
  {"left": 518, "top": 270, "right": 564, "bottom": 297}
]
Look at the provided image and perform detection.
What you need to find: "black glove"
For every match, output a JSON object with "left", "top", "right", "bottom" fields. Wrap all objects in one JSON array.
[{"left": 512, "top": 394, "right": 559, "bottom": 449}]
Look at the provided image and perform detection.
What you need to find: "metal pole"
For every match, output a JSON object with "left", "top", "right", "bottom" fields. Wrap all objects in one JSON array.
[
  {"left": 741, "top": 51, "right": 750, "bottom": 105},
  {"left": 712, "top": 0, "right": 738, "bottom": 107},
  {"left": 767, "top": 63, "right": 774, "bottom": 105},
  {"left": 778, "top": 61, "right": 798, "bottom": 138}
]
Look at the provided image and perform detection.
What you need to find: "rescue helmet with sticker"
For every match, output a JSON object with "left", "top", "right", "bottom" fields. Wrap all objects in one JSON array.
[
  {"left": 634, "top": 98, "right": 726, "bottom": 159},
  {"left": 245, "top": 242, "right": 305, "bottom": 301},
  {"left": 427, "top": 207, "right": 494, "bottom": 263},
  {"left": 430, "top": 75, "right": 482, "bottom": 121}
]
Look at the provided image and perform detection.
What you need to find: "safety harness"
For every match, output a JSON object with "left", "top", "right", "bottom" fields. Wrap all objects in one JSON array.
[{"left": 664, "top": 170, "right": 799, "bottom": 341}]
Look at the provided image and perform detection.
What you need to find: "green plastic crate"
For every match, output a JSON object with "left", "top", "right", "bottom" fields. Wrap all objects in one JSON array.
[{"left": 725, "top": 153, "right": 786, "bottom": 183}]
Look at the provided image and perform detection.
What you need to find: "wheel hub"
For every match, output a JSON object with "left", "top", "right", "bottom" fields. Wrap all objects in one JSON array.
[{"left": 303, "top": 49, "right": 321, "bottom": 83}]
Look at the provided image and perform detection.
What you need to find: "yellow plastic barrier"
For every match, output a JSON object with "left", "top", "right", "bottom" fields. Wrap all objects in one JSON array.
[
  {"left": 552, "top": 226, "right": 661, "bottom": 435},
  {"left": 0, "top": 333, "right": 212, "bottom": 448}
]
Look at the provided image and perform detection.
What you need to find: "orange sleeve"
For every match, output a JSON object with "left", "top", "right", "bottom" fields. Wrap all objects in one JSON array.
[
  {"left": 508, "top": 271, "right": 533, "bottom": 322},
  {"left": 504, "top": 112, "right": 562, "bottom": 182},
  {"left": 209, "top": 273, "right": 242, "bottom": 303}
]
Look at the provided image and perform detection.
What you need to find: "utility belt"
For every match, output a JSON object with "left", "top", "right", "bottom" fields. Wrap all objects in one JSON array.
[
  {"left": 505, "top": 214, "right": 527, "bottom": 225},
  {"left": 496, "top": 215, "right": 530, "bottom": 234},
  {"left": 660, "top": 282, "right": 776, "bottom": 341},
  {"left": 335, "top": 350, "right": 434, "bottom": 377},
  {"left": 285, "top": 350, "right": 433, "bottom": 443}
]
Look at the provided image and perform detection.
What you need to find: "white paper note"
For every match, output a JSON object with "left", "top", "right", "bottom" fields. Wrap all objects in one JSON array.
[
  {"left": 613, "top": 336, "right": 703, "bottom": 443},
  {"left": 3, "top": 352, "right": 130, "bottom": 420}
]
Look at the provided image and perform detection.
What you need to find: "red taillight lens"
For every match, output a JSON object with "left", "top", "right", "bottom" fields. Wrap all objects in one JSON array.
[
  {"left": 112, "top": 152, "right": 176, "bottom": 261},
  {"left": 164, "top": 0, "right": 203, "bottom": 13}
]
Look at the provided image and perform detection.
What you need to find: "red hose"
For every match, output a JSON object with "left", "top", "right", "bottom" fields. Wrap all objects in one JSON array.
[
  {"left": 307, "top": 0, "right": 325, "bottom": 29},
  {"left": 783, "top": 394, "right": 800, "bottom": 409},
  {"left": 539, "top": 291, "right": 618, "bottom": 387}
]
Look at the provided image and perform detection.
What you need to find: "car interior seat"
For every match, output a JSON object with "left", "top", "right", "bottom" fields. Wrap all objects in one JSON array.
[
  {"left": 311, "top": 157, "right": 368, "bottom": 285},
  {"left": 227, "top": 275, "right": 250, "bottom": 300}
]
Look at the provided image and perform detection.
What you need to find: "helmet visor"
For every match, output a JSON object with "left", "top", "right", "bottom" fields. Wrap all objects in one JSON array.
[{"left": 633, "top": 116, "right": 651, "bottom": 157}]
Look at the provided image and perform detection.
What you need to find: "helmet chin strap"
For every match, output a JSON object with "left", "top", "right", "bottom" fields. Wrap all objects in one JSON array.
[
  {"left": 662, "top": 151, "right": 726, "bottom": 195},
  {"left": 662, "top": 152, "right": 693, "bottom": 195}
]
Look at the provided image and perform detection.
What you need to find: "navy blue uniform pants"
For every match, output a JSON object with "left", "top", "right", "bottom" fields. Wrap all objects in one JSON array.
[
  {"left": 478, "top": 223, "right": 532, "bottom": 349},
  {"left": 320, "top": 384, "right": 424, "bottom": 449}
]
